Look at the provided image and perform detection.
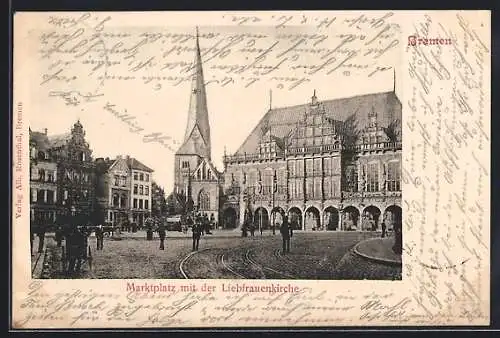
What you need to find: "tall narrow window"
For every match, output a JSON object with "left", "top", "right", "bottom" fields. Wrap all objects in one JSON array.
[
  {"left": 367, "top": 162, "right": 379, "bottom": 192},
  {"left": 387, "top": 161, "right": 401, "bottom": 191},
  {"left": 198, "top": 190, "right": 210, "bottom": 210}
]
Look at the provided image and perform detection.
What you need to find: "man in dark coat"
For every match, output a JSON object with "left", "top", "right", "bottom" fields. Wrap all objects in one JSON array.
[
  {"left": 381, "top": 222, "right": 387, "bottom": 238},
  {"left": 192, "top": 221, "right": 202, "bottom": 251},
  {"left": 95, "top": 224, "right": 104, "bottom": 250},
  {"left": 55, "top": 225, "right": 64, "bottom": 247},
  {"left": 280, "top": 215, "right": 293, "bottom": 253},
  {"left": 35, "top": 225, "right": 46, "bottom": 253},
  {"left": 158, "top": 221, "right": 166, "bottom": 250}
]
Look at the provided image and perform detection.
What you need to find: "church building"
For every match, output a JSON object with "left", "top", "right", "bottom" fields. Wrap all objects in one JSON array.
[{"left": 172, "top": 28, "right": 221, "bottom": 221}]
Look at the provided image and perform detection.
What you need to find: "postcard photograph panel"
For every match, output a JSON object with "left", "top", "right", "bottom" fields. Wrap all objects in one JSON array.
[{"left": 12, "top": 10, "right": 490, "bottom": 328}]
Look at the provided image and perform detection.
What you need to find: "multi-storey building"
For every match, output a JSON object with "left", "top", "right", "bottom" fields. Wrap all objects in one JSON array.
[
  {"left": 130, "top": 158, "right": 153, "bottom": 226},
  {"left": 95, "top": 155, "right": 154, "bottom": 226},
  {"left": 29, "top": 129, "right": 58, "bottom": 227},
  {"left": 49, "top": 120, "right": 96, "bottom": 221},
  {"left": 222, "top": 88, "right": 402, "bottom": 231}
]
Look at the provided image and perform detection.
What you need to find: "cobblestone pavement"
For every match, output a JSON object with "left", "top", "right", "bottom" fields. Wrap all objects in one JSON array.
[
  {"left": 46, "top": 231, "right": 400, "bottom": 280},
  {"left": 334, "top": 250, "right": 402, "bottom": 280}
]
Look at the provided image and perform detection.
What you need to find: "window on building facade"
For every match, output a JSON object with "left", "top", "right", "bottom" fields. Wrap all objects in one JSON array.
[
  {"left": 297, "top": 180, "right": 304, "bottom": 198},
  {"left": 113, "top": 194, "right": 119, "bottom": 206},
  {"left": 139, "top": 173, "right": 144, "bottom": 181},
  {"left": 47, "top": 171, "right": 54, "bottom": 182},
  {"left": 134, "top": 172, "right": 138, "bottom": 180},
  {"left": 133, "top": 184, "right": 138, "bottom": 194},
  {"left": 145, "top": 174, "right": 149, "bottom": 182},
  {"left": 139, "top": 185, "right": 143, "bottom": 195},
  {"left": 314, "top": 158, "right": 321, "bottom": 175},
  {"left": 145, "top": 200, "right": 149, "bottom": 210},
  {"left": 324, "top": 178, "right": 331, "bottom": 198},
  {"left": 345, "top": 166, "right": 358, "bottom": 192},
  {"left": 263, "top": 171, "right": 273, "bottom": 195},
  {"left": 295, "top": 160, "right": 303, "bottom": 177},
  {"left": 114, "top": 175, "right": 119, "bottom": 186},
  {"left": 182, "top": 161, "right": 189, "bottom": 169},
  {"left": 121, "top": 195, "right": 127, "bottom": 208},
  {"left": 288, "top": 182, "right": 294, "bottom": 199},
  {"left": 37, "top": 190, "right": 45, "bottom": 203},
  {"left": 198, "top": 190, "right": 210, "bottom": 210},
  {"left": 133, "top": 198, "right": 137, "bottom": 209},
  {"left": 139, "top": 199, "right": 143, "bottom": 209},
  {"left": 314, "top": 178, "right": 322, "bottom": 199},
  {"left": 387, "top": 161, "right": 401, "bottom": 191},
  {"left": 288, "top": 160, "right": 295, "bottom": 177},
  {"left": 144, "top": 186, "right": 149, "bottom": 195},
  {"left": 305, "top": 159, "right": 313, "bottom": 175},
  {"left": 38, "top": 169, "right": 45, "bottom": 181},
  {"left": 367, "top": 162, "right": 379, "bottom": 192},
  {"left": 305, "top": 178, "right": 313, "bottom": 199}
]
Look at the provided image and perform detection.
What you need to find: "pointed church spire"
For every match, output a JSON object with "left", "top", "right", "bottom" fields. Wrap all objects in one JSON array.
[{"left": 177, "top": 26, "right": 212, "bottom": 159}]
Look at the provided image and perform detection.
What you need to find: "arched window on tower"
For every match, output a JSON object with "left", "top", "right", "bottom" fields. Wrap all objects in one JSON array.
[{"left": 198, "top": 190, "right": 210, "bottom": 211}]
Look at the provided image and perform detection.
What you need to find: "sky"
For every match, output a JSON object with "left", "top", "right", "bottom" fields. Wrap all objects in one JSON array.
[{"left": 23, "top": 12, "right": 402, "bottom": 193}]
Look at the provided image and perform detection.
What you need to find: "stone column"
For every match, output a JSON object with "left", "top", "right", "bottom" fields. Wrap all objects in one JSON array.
[
  {"left": 44, "top": 190, "right": 48, "bottom": 203},
  {"left": 338, "top": 211, "right": 342, "bottom": 231}
]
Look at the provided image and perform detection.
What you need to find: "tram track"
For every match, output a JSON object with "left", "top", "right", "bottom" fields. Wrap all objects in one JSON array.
[
  {"left": 31, "top": 252, "right": 43, "bottom": 276},
  {"left": 244, "top": 249, "right": 298, "bottom": 279}
]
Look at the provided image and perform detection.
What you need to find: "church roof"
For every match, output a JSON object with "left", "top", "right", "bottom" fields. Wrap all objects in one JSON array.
[{"left": 234, "top": 91, "right": 401, "bottom": 155}]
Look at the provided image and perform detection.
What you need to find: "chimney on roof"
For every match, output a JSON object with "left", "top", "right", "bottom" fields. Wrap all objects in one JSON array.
[
  {"left": 126, "top": 155, "right": 130, "bottom": 160},
  {"left": 105, "top": 157, "right": 109, "bottom": 162},
  {"left": 44, "top": 128, "right": 48, "bottom": 135}
]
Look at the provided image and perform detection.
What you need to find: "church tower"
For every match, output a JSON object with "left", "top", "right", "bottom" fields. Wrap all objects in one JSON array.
[{"left": 174, "top": 27, "right": 212, "bottom": 196}]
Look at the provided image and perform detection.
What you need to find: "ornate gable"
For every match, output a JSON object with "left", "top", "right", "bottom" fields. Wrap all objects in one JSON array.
[{"left": 192, "top": 158, "right": 219, "bottom": 182}]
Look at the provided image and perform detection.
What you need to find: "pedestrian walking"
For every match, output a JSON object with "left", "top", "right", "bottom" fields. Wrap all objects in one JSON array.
[
  {"left": 158, "top": 221, "right": 166, "bottom": 250},
  {"left": 96, "top": 224, "right": 104, "bottom": 250},
  {"left": 381, "top": 222, "right": 387, "bottom": 238},
  {"left": 55, "top": 225, "right": 63, "bottom": 247},
  {"left": 249, "top": 223, "right": 255, "bottom": 237},
  {"left": 192, "top": 222, "right": 202, "bottom": 251},
  {"left": 36, "top": 225, "right": 46, "bottom": 253},
  {"left": 30, "top": 230, "right": 34, "bottom": 256},
  {"left": 280, "top": 215, "right": 293, "bottom": 253}
]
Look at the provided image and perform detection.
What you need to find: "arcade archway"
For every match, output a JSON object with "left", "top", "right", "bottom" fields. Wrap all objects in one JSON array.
[
  {"left": 222, "top": 207, "right": 238, "bottom": 229},
  {"left": 384, "top": 205, "right": 402, "bottom": 231},
  {"left": 305, "top": 206, "right": 321, "bottom": 231},
  {"left": 343, "top": 206, "right": 360, "bottom": 231},
  {"left": 271, "top": 207, "right": 285, "bottom": 227},
  {"left": 324, "top": 206, "right": 339, "bottom": 231},
  {"left": 363, "top": 205, "right": 381, "bottom": 231},
  {"left": 288, "top": 207, "right": 303, "bottom": 230},
  {"left": 254, "top": 207, "right": 269, "bottom": 230}
]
